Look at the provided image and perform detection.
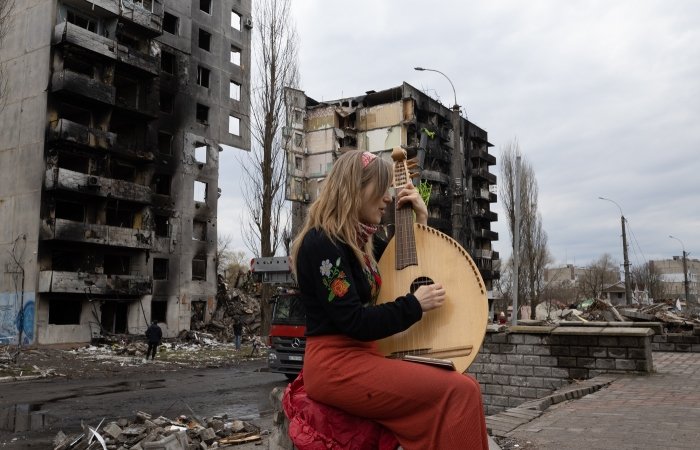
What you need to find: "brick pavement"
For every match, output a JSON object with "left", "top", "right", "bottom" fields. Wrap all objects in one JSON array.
[{"left": 507, "top": 352, "right": 700, "bottom": 449}]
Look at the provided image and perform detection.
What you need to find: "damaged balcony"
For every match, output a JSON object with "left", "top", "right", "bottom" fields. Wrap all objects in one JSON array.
[
  {"left": 113, "top": 77, "right": 159, "bottom": 119},
  {"left": 44, "top": 167, "right": 152, "bottom": 203},
  {"left": 48, "top": 119, "right": 116, "bottom": 149},
  {"left": 476, "top": 228, "right": 499, "bottom": 241},
  {"left": 38, "top": 271, "right": 152, "bottom": 295},
  {"left": 62, "top": 0, "right": 164, "bottom": 37},
  {"left": 473, "top": 147, "right": 496, "bottom": 165},
  {"left": 472, "top": 167, "right": 497, "bottom": 184},
  {"left": 40, "top": 219, "right": 153, "bottom": 249},
  {"left": 116, "top": 45, "right": 159, "bottom": 76},
  {"left": 474, "top": 188, "right": 497, "bottom": 203},
  {"left": 50, "top": 69, "right": 116, "bottom": 105},
  {"left": 53, "top": 22, "right": 117, "bottom": 60}
]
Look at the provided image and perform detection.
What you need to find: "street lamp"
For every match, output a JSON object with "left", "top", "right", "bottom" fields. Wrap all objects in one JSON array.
[
  {"left": 414, "top": 66, "right": 466, "bottom": 249},
  {"left": 414, "top": 67, "right": 458, "bottom": 109},
  {"left": 669, "top": 235, "right": 690, "bottom": 305},
  {"left": 598, "top": 196, "right": 632, "bottom": 305}
]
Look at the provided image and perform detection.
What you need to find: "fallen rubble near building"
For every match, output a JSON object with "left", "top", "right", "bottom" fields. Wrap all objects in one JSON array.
[{"left": 53, "top": 411, "right": 263, "bottom": 450}]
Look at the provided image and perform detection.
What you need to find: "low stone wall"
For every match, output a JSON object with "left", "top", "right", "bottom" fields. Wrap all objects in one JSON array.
[
  {"left": 652, "top": 332, "right": 700, "bottom": 352},
  {"left": 469, "top": 325, "right": 654, "bottom": 415}
]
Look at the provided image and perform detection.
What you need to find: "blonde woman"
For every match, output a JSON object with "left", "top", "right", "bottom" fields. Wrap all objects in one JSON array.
[{"left": 287, "top": 150, "right": 488, "bottom": 450}]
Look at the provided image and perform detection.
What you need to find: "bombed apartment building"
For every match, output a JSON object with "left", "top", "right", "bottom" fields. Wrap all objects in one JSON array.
[
  {"left": 0, "top": 0, "right": 251, "bottom": 345},
  {"left": 283, "top": 83, "right": 499, "bottom": 294}
]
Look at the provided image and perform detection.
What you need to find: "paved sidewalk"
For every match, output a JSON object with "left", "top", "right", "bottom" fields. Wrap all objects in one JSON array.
[{"left": 504, "top": 352, "right": 700, "bottom": 449}]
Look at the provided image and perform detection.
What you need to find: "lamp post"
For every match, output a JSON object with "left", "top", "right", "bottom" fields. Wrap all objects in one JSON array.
[
  {"left": 669, "top": 235, "right": 690, "bottom": 305},
  {"left": 414, "top": 66, "right": 466, "bottom": 248},
  {"left": 598, "top": 197, "right": 632, "bottom": 305}
]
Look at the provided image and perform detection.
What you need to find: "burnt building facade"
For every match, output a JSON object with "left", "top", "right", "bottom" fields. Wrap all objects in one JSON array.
[
  {"left": 0, "top": 0, "right": 251, "bottom": 345},
  {"left": 283, "top": 83, "right": 499, "bottom": 295}
]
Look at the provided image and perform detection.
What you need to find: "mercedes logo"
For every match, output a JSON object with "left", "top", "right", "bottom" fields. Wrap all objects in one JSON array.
[{"left": 291, "top": 338, "right": 301, "bottom": 348}]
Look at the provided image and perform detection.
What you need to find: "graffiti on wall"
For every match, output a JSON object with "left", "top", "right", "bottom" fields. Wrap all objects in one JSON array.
[{"left": 0, "top": 292, "right": 35, "bottom": 345}]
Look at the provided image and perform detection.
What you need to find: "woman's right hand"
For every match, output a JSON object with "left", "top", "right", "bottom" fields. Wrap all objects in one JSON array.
[{"left": 413, "top": 283, "right": 446, "bottom": 312}]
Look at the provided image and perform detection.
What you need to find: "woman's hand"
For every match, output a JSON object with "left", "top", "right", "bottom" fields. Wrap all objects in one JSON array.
[
  {"left": 413, "top": 283, "right": 446, "bottom": 312},
  {"left": 396, "top": 181, "right": 428, "bottom": 225}
]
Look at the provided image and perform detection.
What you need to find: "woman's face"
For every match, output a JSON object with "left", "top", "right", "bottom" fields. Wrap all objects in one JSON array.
[{"left": 359, "top": 181, "right": 392, "bottom": 225}]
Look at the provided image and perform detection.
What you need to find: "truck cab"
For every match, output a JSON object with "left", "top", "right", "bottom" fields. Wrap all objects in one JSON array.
[{"left": 250, "top": 256, "right": 306, "bottom": 380}]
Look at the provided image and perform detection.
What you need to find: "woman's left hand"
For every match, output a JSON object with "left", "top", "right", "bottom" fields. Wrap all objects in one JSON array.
[{"left": 396, "top": 181, "right": 428, "bottom": 225}]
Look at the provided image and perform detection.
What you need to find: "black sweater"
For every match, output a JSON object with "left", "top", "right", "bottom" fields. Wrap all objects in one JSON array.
[{"left": 296, "top": 228, "right": 422, "bottom": 341}]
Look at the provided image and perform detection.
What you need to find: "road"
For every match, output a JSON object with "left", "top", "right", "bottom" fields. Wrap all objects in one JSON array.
[{"left": 0, "top": 359, "right": 289, "bottom": 449}]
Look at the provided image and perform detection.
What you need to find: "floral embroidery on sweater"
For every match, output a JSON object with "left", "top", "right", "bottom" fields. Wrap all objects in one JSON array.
[{"left": 320, "top": 257, "right": 350, "bottom": 301}]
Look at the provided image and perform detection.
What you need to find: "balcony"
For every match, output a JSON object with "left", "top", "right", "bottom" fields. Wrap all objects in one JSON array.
[
  {"left": 472, "top": 148, "right": 496, "bottom": 165},
  {"left": 471, "top": 167, "right": 497, "bottom": 184},
  {"left": 53, "top": 22, "right": 117, "bottom": 60},
  {"left": 428, "top": 191, "right": 450, "bottom": 207},
  {"left": 38, "top": 271, "right": 152, "bottom": 295},
  {"left": 48, "top": 119, "right": 116, "bottom": 149},
  {"left": 116, "top": 44, "right": 159, "bottom": 76},
  {"left": 475, "top": 228, "right": 499, "bottom": 241},
  {"left": 68, "top": 0, "right": 164, "bottom": 36},
  {"left": 472, "top": 249, "right": 494, "bottom": 259},
  {"left": 422, "top": 170, "right": 450, "bottom": 185},
  {"left": 40, "top": 219, "right": 153, "bottom": 249},
  {"left": 50, "top": 69, "right": 115, "bottom": 105},
  {"left": 114, "top": 85, "right": 159, "bottom": 119},
  {"left": 44, "top": 167, "right": 152, "bottom": 203}
]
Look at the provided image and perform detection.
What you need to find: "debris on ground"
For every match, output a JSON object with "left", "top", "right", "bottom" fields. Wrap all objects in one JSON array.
[{"left": 52, "top": 410, "right": 264, "bottom": 450}]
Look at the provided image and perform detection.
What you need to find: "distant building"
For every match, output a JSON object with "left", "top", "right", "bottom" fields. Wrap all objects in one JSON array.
[
  {"left": 282, "top": 83, "right": 499, "bottom": 293},
  {"left": 544, "top": 264, "right": 590, "bottom": 286},
  {"left": 650, "top": 256, "right": 699, "bottom": 301},
  {"left": 0, "top": 0, "right": 252, "bottom": 345}
]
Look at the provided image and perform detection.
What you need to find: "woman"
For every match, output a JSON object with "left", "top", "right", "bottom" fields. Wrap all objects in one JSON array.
[{"left": 289, "top": 150, "right": 489, "bottom": 450}]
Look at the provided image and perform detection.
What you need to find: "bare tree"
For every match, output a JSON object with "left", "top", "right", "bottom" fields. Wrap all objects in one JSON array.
[
  {"left": 0, "top": 0, "right": 16, "bottom": 110},
  {"left": 241, "top": 0, "right": 299, "bottom": 335},
  {"left": 499, "top": 139, "right": 552, "bottom": 319},
  {"left": 578, "top": 253, "right": 620, "bottom": 300},
  {"left": 631, "top": 261, "right": 666, "bottom": 302}
]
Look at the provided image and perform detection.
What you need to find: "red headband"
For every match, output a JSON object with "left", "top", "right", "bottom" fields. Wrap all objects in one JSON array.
[{"left": 361, "top": 151, "right": 377, "bottom": 168}]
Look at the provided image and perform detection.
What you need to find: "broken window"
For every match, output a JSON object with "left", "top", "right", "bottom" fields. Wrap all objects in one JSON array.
[
  {"left": 151, "top": 299, "right": 167, "bottom": 322},
  {"left": 198, "top": 29, "right": 212, "bottom": 52},
  {"left": 295, "top": 156, "right": 303, "bottom": 171},
  {"left": 230, "top": 46, "right": 241, "bottom": 65},
  {"left": 58, "top": 153, "right": 89, "bottom": 173},
  {"left": 66, "top": 9, "right": 97, "bottom": 33},
  {"left": 192, "top": 257, "right": 207, "bottom": 280},
  {"left": 200, "top": 0, "right": 212, "bottom": 14},
  {"left": 158, "top": 131, "right": 173, "bottom": 155},
  {"left": 111, "top": 162, "right": 135, "bottom": 182},
  {"left": 114, "top": 76, "right": 139, "bottom": 109},
  {"left": 152, "top": 174, "right": 171, "bottom": 196},
  {"left": 131, "top": 0, "right": 153, "bottom": 12},
  {"left": 106, "top": 206, "right": 134, "bottom": 228},
  {"left": 194, "top": 181, "right": 207, "bottom": 203},
  {"left": 293, "top": 110, "right": 303, "bottom": 124},
  {"left": 228, "top": 115, "right": 240, "bottom": 135},
  {"left": 197, "top": 66, "right": 210, "bottom": 88},
  {"left": 163, "top": 12, "right": 179, "bottom": 35},
  {"left": 154, "top": 214, "right": 169, "bottom": 237},
  {"left": 159, "top": 91, "right": 174, "bottom": 113},
  {"left": 59, "top": 103, "right": 91, "bottom": 127},
  {"left": 193, "top": 219, "right": 207, "bottom": 240},
  {"left": 294, "top": 133, "right": 303, "bottom": 148},
  {"left": 49, "top": 299, "right": 82, "bottom": 325},
  {"left": 231, "top": 10, "right": 241, "bottom": 30},
  {"left": 52, "top": 250, "right": 83, "bottom": 271},
  {"left": 161, "top": 51, "right": 176, "bottom": 74},
  {"left": 101, "top": 302, "right": 128, "bottom": 334},
  {"left": 154, "top": 214, "right": 170, "bottom": 237},
  {"left": 196, "top": 103, "right": 209, "bottom": 125},
  {"left": 229, "top": 80, "right": 240, "bottom": 100},
  {"left": 104, "top": 254, "right": 130, "bottom": 275},
  {"left": 55, "top": 200, "right": 85, "bottom": 222},
  {"left": 153, "top": 258, "right": 168, "bottom": 280},
  {"left": 194, "top": 142, "right": 207, "bottom": 163},
  {"left": 64, "top": 57, "right": 93, "bottom": 77}
]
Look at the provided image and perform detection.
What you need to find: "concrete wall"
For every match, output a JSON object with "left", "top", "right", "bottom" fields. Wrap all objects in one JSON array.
[{"left": 469, "top": 325, "right": 654, "bottom": 415}]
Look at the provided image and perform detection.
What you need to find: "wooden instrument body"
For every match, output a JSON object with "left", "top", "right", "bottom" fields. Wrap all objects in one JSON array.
[{"left": 376, "top": 223, "right": 489, "bottom": 373}]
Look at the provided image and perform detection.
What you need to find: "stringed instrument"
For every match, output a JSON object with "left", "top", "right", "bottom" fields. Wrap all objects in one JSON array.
[{"left": 376, "top": 147, "right": 488, "bottom": 373}]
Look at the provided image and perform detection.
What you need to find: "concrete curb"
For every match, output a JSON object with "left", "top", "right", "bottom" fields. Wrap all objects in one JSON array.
[{"left": 486, "top": 375, "right": 618, "bottom": 437}]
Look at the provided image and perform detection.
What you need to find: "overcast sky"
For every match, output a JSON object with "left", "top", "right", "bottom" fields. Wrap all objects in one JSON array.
[{"left": 219, "top": 0, "right": 700, "bottom": 269}]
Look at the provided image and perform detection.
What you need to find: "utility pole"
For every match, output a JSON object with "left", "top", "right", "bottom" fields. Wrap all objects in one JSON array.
[
  {"left": 513, "top": 156, "right": 521, "bottom": 324},
  {"left": 599, "top": 197, "right": 633, "bottom": 305},
  {"left": 669, "top": 235, "right": 690, "bottom": 305}
]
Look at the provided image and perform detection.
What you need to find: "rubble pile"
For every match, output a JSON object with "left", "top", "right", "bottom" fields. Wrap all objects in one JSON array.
[
  {"left": 53, "top": 410, "right": 263, "bottom": 450},
  {"left": 189, "top": 278, "right": 262, "bottom": 344}
]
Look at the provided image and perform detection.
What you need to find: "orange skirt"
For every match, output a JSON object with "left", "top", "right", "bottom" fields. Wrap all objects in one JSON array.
[{"left": 303, "top": 335, "right": 489, "bottom": 450}]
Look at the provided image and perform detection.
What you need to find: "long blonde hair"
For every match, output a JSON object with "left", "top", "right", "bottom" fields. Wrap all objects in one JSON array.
[{"left": 291, "top": 150, "right": 392, "bottom": 272}]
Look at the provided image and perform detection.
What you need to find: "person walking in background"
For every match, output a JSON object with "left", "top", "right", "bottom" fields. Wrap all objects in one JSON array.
[
  {"left": 145, "top": 320, "right": 162, "bottom": 361},
  {"left": 233, "top": 316, "right": 243, "bottom": 350}
]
